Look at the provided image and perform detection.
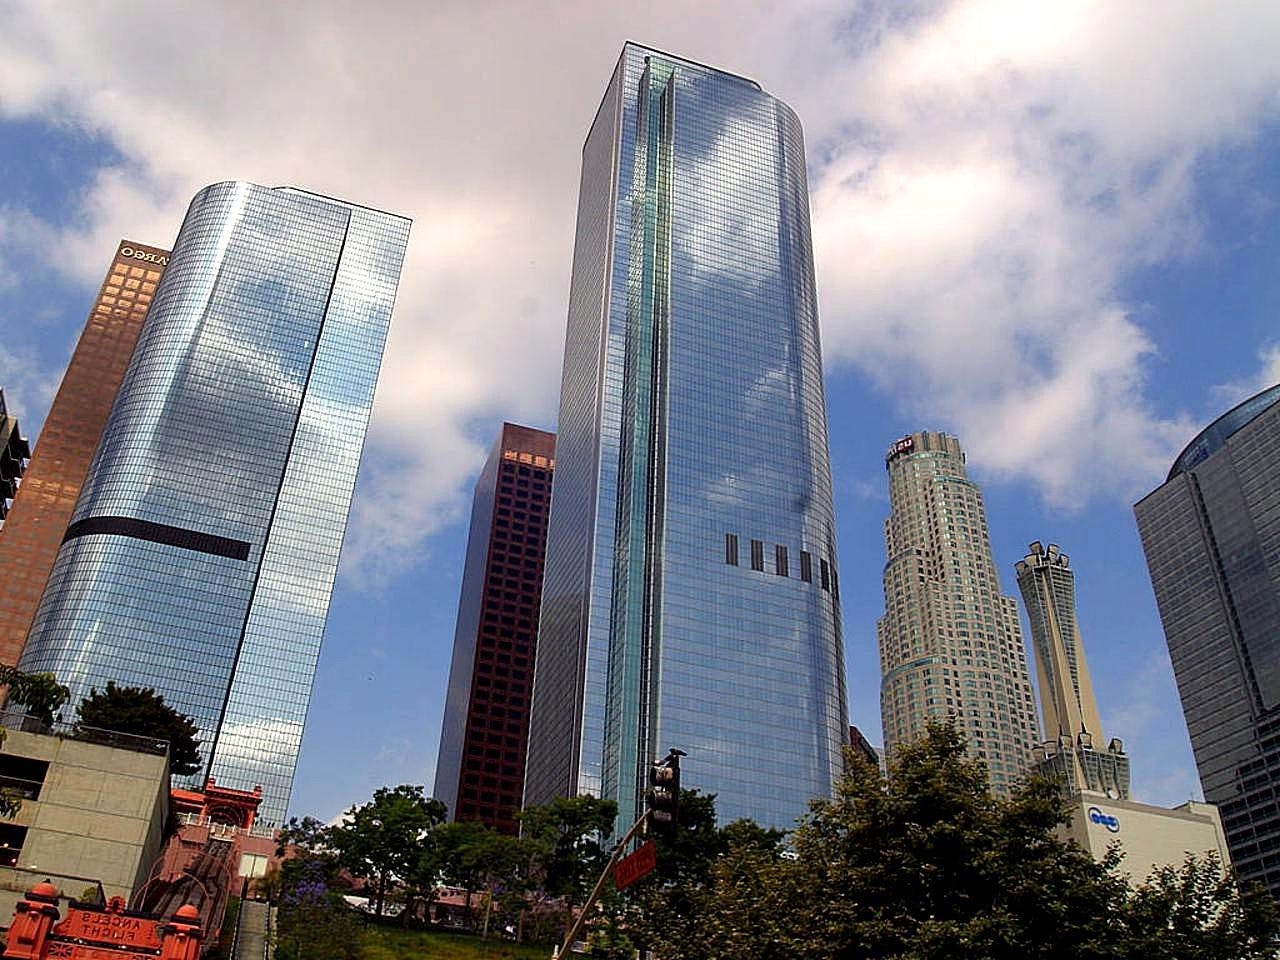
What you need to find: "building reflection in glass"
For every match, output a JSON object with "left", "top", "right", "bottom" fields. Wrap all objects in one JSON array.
[
  {"left": 525, "top": 44, "right": 848, "bottom": 832},
  {"left": 20, "top": 182, "right": 410, "bottom": 824}
]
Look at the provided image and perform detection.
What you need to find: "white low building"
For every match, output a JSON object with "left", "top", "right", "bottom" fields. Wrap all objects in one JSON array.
[{"left": 1063, "top": 790, "right": 1229, "bottom": 884}]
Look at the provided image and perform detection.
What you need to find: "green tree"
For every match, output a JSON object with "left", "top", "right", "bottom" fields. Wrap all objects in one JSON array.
[
  {"left": 626, "top": 792, "right": 786, "bottom": 956},
  {"left": 641, "top": 720, "right": 1280, "bottom": 960},
  {"left": 273, "top": 815, "right": 361, "bottom": 959},
  {"left": 0, "top": 667, "right": 70, "bottom": 819},
  {"left": 784, "top": 724, "right": 1131, "bottom": 959},
  {"left": 327, "top": 784, "right": 446, "bottom": 918},
  {"left": 0, "top": 667, "right": 69, "bottom": 725},
  {"left": 433, "top": 820, "right": 494, "bottom": 927},
  {"left": 1122, "top": 853, "right": 1279, "bottom": 959},
  {"left": 75, "top": 682, "right": 201, "bottom": 775},
  {"left": 517, "top": 794, "right": 617, "bottom": 945},
  {"left": 276, "top": 858, "right": 363, "bottom": 960},
  {"left": 277, "top": 814, "right": 336, "bottom": 862},
  {"left": 518, "top": 794, "right": 618, "bottom": 904},
  {"left": 433, "top": 821, "right": 533, "bottom": 935}
]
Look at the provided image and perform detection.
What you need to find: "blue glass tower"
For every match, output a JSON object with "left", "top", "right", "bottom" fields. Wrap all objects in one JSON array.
[
  {"left": 19, "top": 182, "right": 409, "bottom": 823},
  {"left": 524, "top": 44, "right": 848, "bottom": 832}
]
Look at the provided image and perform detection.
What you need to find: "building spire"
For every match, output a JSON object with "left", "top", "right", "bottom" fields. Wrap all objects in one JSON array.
[{"left": 1016, "top": 542, "right": 1129, "bottom": 799}]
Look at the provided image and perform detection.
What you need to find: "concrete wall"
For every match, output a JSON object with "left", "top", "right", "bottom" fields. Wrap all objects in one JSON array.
[
  {"left": 1064, "top": 790, "right": 1230, "bottom": 884},
  {"left": 0, "top": 729, "right": 169, "bottom": 922}
]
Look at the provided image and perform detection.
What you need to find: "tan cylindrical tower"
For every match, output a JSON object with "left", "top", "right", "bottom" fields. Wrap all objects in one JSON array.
[{"left": 876, "top": 431, "right": 1039, "bottom": 792}]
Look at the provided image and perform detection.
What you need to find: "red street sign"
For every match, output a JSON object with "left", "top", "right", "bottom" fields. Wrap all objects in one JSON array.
[{"left": 615, "top": 839, "right": 657, "bottom": 890}]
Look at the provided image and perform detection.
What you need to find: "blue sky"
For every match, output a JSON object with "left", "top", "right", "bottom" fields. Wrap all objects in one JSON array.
[{"left": 1, "top": 1, "right": 1279, "bottom": 822}]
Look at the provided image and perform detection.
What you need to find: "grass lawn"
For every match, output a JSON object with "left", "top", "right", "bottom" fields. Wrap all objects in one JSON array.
[{"left": 360, "top": 926, "right": 553, "bottom": 960}]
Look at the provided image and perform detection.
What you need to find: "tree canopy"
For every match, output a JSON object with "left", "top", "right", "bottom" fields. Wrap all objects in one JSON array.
[
  {"left": 518, "top": 793, "right": 618, "bottom": 904},
  {"left": 0, "top": 666, "right": 71, "bottom": 818},
  {"left": 274, "top": 816, "right": 363, "bottom": 960},
  {"left": 630, "top": 721, "right": 1279, "bottom": 960},
  {"left": 327, "top": 784, "right": 446, "bottom": 917},
  {"left": 0, "top": 666, "right": 69, "bottom": 725},
  {"left": 274, "top": 732, "right": 1279, "bottom": 958},
  {"left": 75, "top": 681, "right": 202, "bottom": 775}
]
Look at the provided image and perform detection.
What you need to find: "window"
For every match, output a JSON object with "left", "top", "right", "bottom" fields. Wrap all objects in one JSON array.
[
  {"left": 725, "top": 533, "right": 739, "bottom": 566},
  {"left": 820, "top": 559, "right": 831, "bottom": 591},
  {"left": 0, "top": 755, "right": 48, "bottom": 801},
  {"left": 775, "top": 545, "right": 789, "bottom": 577},
  {"left": 239, "top": 853, "right": 269, "bottom": 879},
  {"left": 750, "top": 539, "right": 764, "bottom": 572},
  {"left": 800, "top": 551, "right": 812, "bottom": 583},
  {"left": 0, "top": 824, "right": 26, "bottom": 867}
]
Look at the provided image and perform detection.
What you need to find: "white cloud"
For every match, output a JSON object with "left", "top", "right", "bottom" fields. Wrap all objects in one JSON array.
[
  {"left": 806, "top": 0, "right": 1280, "bottom": 505},
  {"left": 0, "top": 1, "right": 1278, "bottom": 578},
  {"left": 1211, "top": 342, "right": 1280, "bottom": 407},
  {"left": 0, "top": 342, "right": 59, "bottom": 439}
]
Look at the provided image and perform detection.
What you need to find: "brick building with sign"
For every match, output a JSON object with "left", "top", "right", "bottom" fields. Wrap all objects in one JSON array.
[{"left": 0, "top": 241, "right": 167, "bottom": 666}]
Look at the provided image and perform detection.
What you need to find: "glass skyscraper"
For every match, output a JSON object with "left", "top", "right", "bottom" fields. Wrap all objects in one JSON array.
[
  {"left": 19, "top": 182, "right": 410, "bottom": 823},
  {"left": 1135, "top": 383, "right": 1280, "bottom": 895},
  {"left": 524, "top": 43, "right": 848, "bottom": 832}
]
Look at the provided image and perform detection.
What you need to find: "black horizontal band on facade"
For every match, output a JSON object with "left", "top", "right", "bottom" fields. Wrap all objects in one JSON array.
[{"left": 62, "top": 516, "right": 251, "bottom": 561}]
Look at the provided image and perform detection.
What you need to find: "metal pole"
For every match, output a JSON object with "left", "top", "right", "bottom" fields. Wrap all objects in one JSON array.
[{"left": 554, "top": 811, "right": 650, "bottom": 958}]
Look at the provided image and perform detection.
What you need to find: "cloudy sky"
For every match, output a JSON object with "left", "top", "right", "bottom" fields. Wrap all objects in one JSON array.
[{"left": 1, "top": 0, "right": 1278, "bottom": 821}]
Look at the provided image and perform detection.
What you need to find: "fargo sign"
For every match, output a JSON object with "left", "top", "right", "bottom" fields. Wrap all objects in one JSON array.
[{"left": 118, "top": 245, "right": 169, "bottom": 267}]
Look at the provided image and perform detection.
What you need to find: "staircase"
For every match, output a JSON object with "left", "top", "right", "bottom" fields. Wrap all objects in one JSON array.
[{"left": 232, "top": 899, "right": 271, "bottom": 960}]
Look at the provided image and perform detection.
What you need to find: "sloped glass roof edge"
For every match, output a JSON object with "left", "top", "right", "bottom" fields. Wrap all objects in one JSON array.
[{"left": 1168, "top": 382, "right": 1280, "bottom": 481}]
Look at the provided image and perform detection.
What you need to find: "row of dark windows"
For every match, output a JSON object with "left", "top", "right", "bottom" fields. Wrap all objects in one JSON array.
[
  {"left": 63, "top": 515, "right": 251, "bottom": 561},
  {"left": 724, "top": 533, "right": 837, "bottom": 594}
]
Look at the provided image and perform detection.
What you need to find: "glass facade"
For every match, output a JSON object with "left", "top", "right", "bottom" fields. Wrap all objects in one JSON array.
[
  {"left": 877, "top": 432, "right": 1039, "bottom": 793},
  {"left": 1135, "top": 386, "right": 1280, "bottom": 895},
  {"left": 0, "top": 241, "right": 166, "bottom": 667},
  {"left": 525, "top": 44, "right": 848, "bottom": 832},
  {"left": 19, "top": 183, "right": 409, "bottom": 824}
]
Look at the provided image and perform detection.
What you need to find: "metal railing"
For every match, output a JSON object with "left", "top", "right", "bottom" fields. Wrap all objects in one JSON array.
[
  {"left": 0, "top": 774, "right": 43, "bottom": 800},
  {"left": 0, "top": 710, "right": 170, "bottom": 759},
  {"left": 0, "top": 864, "right": 106, "bottom": 907},
  {"left": 174, "top": 812, "right": 276, "bottom": 840},
  {"left": 227, "top": 878, "right": 249, "bottom": 960}
]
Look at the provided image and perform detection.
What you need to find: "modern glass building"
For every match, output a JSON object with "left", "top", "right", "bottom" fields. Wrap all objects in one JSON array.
[
  {"left": 1135, "top": 383, "right": 1280, "bottom": 895},
  {"left": 435, "top": 423, "right": 554, "bottom": 834},
  {"left": 524, "top": 43, "right": 848, "bottom": 832},
  {"left": 19, "top": 182, "right": 410, "bottom": 824},
  {"left": 876, "top": 432, "right": 1038, "bottom": 793}
]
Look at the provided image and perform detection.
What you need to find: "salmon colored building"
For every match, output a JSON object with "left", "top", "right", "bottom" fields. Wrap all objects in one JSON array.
[{"left": 0, "top": 240, "right": 168, "bottom": 665}]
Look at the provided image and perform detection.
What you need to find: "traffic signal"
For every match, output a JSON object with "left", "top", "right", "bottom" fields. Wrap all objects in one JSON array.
[{"left": 648, "top": 748, "right": 684, "bottom": 830}]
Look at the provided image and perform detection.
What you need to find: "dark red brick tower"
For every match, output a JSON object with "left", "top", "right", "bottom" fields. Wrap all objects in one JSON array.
[{"left": 434, "top": 423, "right": 554, "bottom": 833}]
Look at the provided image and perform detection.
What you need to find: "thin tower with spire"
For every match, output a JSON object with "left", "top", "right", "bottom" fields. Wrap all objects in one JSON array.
[{"left": 1015, "top": 542, "right": 1129, "bottom": 798}]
